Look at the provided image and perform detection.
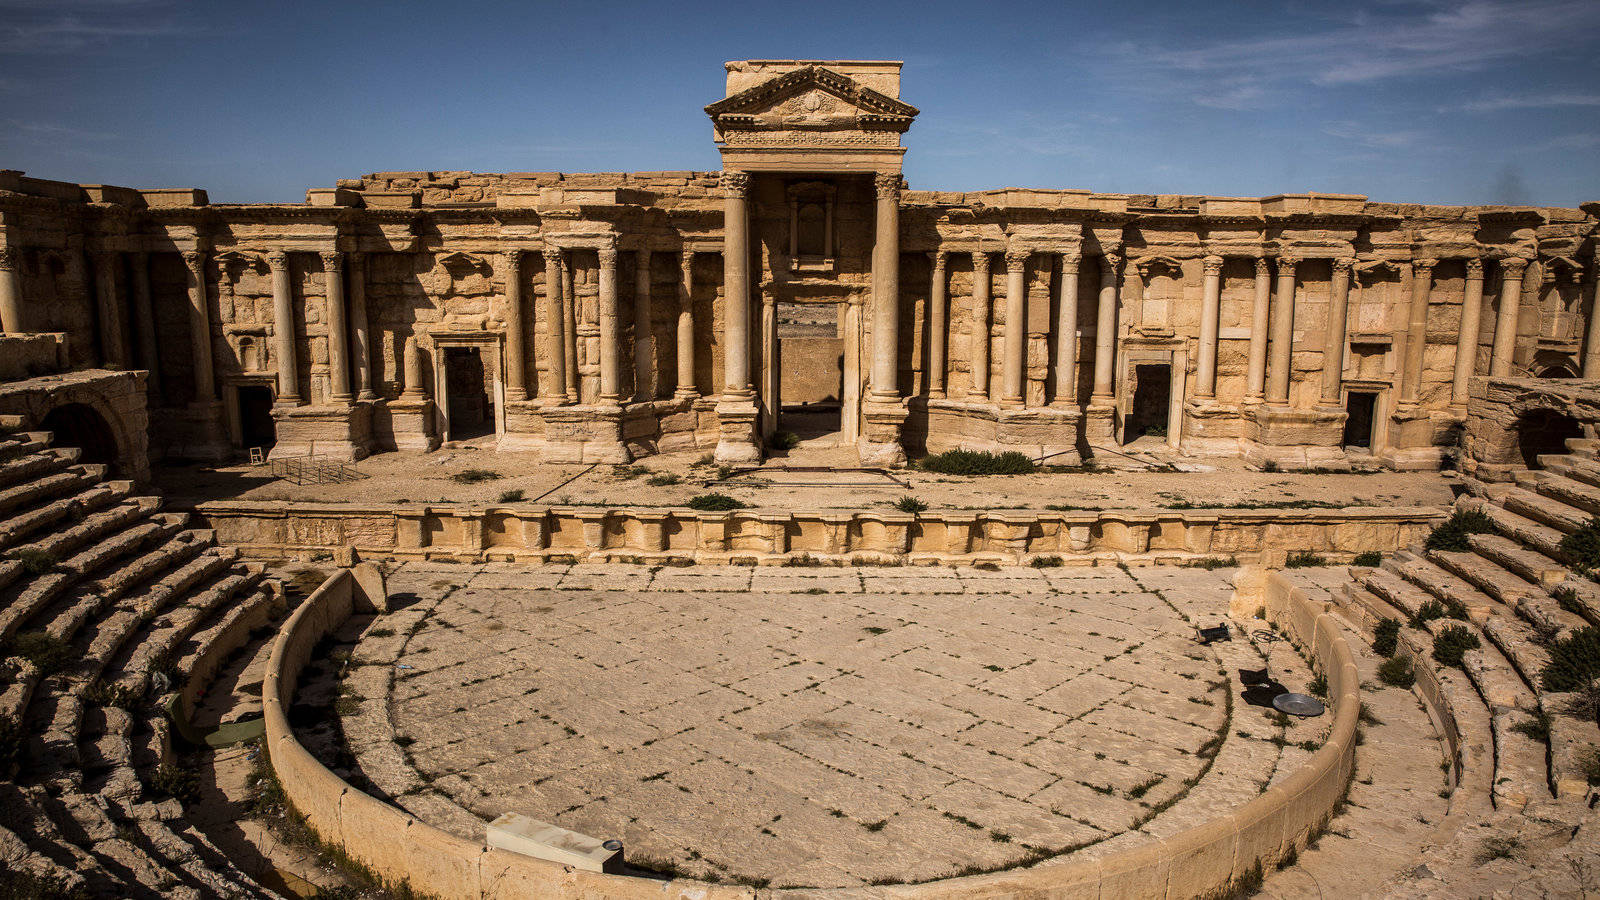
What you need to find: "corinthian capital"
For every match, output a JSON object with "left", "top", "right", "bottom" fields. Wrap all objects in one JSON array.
[
  {"left": 502, "top": 247, "right": 524, "bottom": 268},
  {"left": 1255, "top": 257, "right": 1271, "bottom": 277},
  {"left": 1332, "top": 257, "right": 1355, "bottom": 275},
  {"left": 266, "top": 250, "right": 289, "bottom": 272},
  {"left": 1501, "top": 257, "right": 1528, "bottom": 275},
  {"left": 973, "top": 251, "right": 990, "bottom": 274},
  {"left": 1276, "top": 255, "right": 1300, "bottom": 273},
  {"left": 319, "top": 250, "right": 342, "bottom": 269},
  {"left": 874, "top": 173, "right": 902, "bottom": 200},
  {"left": 1465, "top": 257, "right": 1484, "bottom": 278},
  {"left": 929, "top": 250, "right": 946, "bottom": 269},
  {"left": 182, "top": 249, "right": 205, "bottom": 271},
  {"left": 598, "top": 246, "right": 618, "bottom": 268},
  {"left": 1202, "top": 255, "right": 1225, "bottom": 276},
  {"left": 679, "top": 249, "right": 694, "bottom": 272},
  {"left": 1004, "top": 248, "right": 1029, "bottom": 271},
  {"left": 1413, "top": 258, "right": 1436, "bottom": 275},
  {"left": 721, "top": 170, "right": 750, "bottom": 197},
  {"left": 542, "top": 246, "right": 562, "bottom": 265},
  {"left": 1100, "top": 252, "right": 1122, "bottom": 276}
]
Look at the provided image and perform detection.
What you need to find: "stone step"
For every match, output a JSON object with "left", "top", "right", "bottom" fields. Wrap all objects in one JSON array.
[
  {"left": 1339, "top": 580, "right": 1410, "bottom": 631},
  {"left": 1466, "top": 532, "right": 1566, "bottom": 589},
  {"left": 85, "top": 531, "right": 207, "bottom": 606},
  {"left": 1458, "top": 495, "right": 1566, "bottom": 560},
  {"left": 0, "top": 482, "right": 132, "bottom": 558},
  {"left": 1538, "top": 453, "right": 1600, "bottom": 490},
  {"left": 1532, "top": 471, "right": 1600, "bottom": 520},
  {"left": 57, "top": 519, "right": 169, "bottom": 579},
  {"left": 0, "top": 451, "right": 75, "bottom": 492},
  {"left": 1427, "top": 548, "right": 1538, "bottom": 609},
  {"left": 1544, "top": 696, "right": 1600, "bottom": 800},
  {"left": 9, "top": 500, "right": 156, "bottom": 573},
  {"left": 1491, "top": 709, "right": 1552, "bottom": 811},
  {"left": 123, "top": 569, "right": 266, "bottom": 696},
  {"left": 1357, "top": 567, "right": 1436, "bottom": 621},
  {"left": 0, "top": 469, "right": 94, "bottom": 519},
  {"left": 1387, "top": 550, "right": 1497, "bottom": 622},
  {"left": 172, "top": 584, "right": 281, "bottom": 703},
  {"left": 1502, "top": 486, "right": 1590, "bottom": 533}
]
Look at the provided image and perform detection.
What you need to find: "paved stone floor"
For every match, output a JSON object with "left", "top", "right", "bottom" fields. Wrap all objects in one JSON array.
[{"left": 317, "top": 562, "right": 1328, "bottom": 889}]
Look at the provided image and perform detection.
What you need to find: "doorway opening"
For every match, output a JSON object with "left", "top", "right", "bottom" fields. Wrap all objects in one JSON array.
[
  {"left": 39, "top": 403, "right": 119, "bottom": 472},
  {"left": 237, "top": 385, "right": 276, "bottom": 453},
  {"left": 1516, "top": 408, "right": 1584, "bottom": 468},
  {"left": 443, "top": 347, "right": 493, "bottom": 441},
  {"left": 776, "top": 301, "right": 844, "bottom": 447},
  {"left": 1124, "top": 364, "right": 1171, "bottom": 444},
  {"left": 1342, "top": 391, "right": 1378, "bottom": 450}
]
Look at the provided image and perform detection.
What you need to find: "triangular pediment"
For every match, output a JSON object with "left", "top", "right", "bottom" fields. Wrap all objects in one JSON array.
[{"left": 705, "top": 65, "right": 918, "bottom": 130}]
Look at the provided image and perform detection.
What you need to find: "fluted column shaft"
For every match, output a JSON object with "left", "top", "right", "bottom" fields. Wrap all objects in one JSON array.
[
  {"left": 183, "top": 250, "right": 216, "bottom": 403},
  {"left": 1002, "top": 248, "right": 1028, "bottom": 406},
  {"left": 502, "top": 249, "right": 527, "bottom": 401},
  {"left": 676, "top": 251, "right": 697, "bottom": 399},
  {"left": 129, "top": 251, "right": 161, "bottom": 401},
  {"left": 541, "top": 248, "right": 567, "bottom": 405},
  {"left": 1090, "top": 254, "right": 1120, "bottom": 403},
  {"left": 1490, "top": 259, "right": 1528, "bottom": 377},
  {"left": 1400, "top": 259, "right": 1434, "bottom": 403},
  {"left": 1052, "top": 253, "right": 1080, "bottom": 406},
  {"left": 1321, "top": 258, "right": 1354, "bottom": 405},
  {"left": 268, "top": 251, "right": 300, "bottom": 405},
  {"left": 869, "top": 173, "right": 900, "bottom": 402},
  {"left": 970, "top": 251, "right": 992, "bottom": 400},
  {"left": 1195, "top": 255, "right": 1224, "bottom": 400},
  {"left": 349, "top": 252, "right": 374, "bottom": 400},
  {"left": 598, "top": 247, "right": 621, "bottom": 405},
  {"left": 1244, "top": 258, "right": 1272, "bottom": 400},
  {"left": 560, "top": 254, "right": 578, "bottom": 402},
  {"left": 0, "top": 247, "right": 21, "bottom": 335},
  {"left": 928, "top": 252, "right": 948, "bottom": 399},
  {"left": 722, "top": 172, "right": 752, "bottom": 397},
  {"left": 1266, "top": 257, "right": 1297, "bottom": 406},
  {"left": 1453, "top": 259, "right": 1486, "bottom": 402},
  {"left": 321, "top": 250, "right": 351, "bottom": 404},
  {"left": 633, "top": 249, "right": 653, "bottom": 402}
]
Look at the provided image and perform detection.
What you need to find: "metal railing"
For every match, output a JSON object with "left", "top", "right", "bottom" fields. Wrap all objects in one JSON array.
[{"left": 266, "top": 455, "right": 367, "bottom": 485}]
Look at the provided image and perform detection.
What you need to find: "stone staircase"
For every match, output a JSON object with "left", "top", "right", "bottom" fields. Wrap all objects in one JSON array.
[
  {"left": 1321, "top": 437, "right": 1600, "bottom": 895},
  {"left": 0, "top": 424, "right": 292, "bottom": 899}
]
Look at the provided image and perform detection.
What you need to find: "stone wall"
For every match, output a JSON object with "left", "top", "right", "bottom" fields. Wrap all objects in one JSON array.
[{"left": 0, "top": 368, "right": 150, "bottom": 482}]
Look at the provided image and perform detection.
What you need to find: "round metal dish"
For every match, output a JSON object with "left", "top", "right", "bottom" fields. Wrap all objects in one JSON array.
[{"left": 1272, "top": 692, "right": 1326, "bottom": 717}]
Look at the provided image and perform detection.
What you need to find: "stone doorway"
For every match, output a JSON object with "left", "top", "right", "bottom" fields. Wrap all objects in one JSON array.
[
  {"left": 1516, "top": 408, "right": 1583, "bottom": 468},
  {"left": 237, "top": 384, "right": 276, "bottom": 454},
  {"left": 1342, "top": 391, "right": 1378, "bottom": 450},
  {"left": 442, "top": 346, "right": 493, "bottom": 441},
  {"left": 776, "top": 301, "right": 845, "bottom": 447},
  {"left": 1124, "top": 364, "right": 1172, "bottom": 444}
]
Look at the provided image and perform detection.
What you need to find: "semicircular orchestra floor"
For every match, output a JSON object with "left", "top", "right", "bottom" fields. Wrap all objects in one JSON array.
[{"left": 311, "top": 563, "right": 1326, "bottom": 890}]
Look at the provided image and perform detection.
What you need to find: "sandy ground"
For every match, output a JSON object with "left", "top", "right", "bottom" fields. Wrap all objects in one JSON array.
[{"left": 156, "top": 442, "right": 1458, "bottom": 512}]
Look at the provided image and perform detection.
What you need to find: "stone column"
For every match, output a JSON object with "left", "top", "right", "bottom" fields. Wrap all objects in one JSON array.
[
  {"left": 268, "top": 251, "right": 300, "bottom": 405},
  {"left": 560, "top": 253, "right": 578, "bottom": 403},
  {"left": 597, "top": 246, "right": 621, "bottom": 406},
  {"left": 1582, "top": 266, "right": 1600, "bottom": 380},
  {"left": 182, "top": 250, "right": 217, "bottom": 403},
  {"left": 1001, "top": 247, "right": 1028, "bottom": 406},
  {"left": 0, "top": 247, "right": 21, "bottom": 335},
  {"left": 1052, "top": 252, "right": 1080, "bottom": 406},
  {"left": 321, "top": 250, "right": 351, "bottom": 404},
  {"left": 1320, "top": 258, "right": 1354, "bottom": 405},
  {"left": 722, "top": 171, "right": 753, "bottom": 398},
  {"left": 633, "top": 248, "right": 654, "bottom": 402},
  {"left": 1453, "top": 258, "right": 1486, "bottom": 403},
  {"left": 927, "top": 251, "right": 948, "bottom": 399},
  {"left": 1090, "top": 253, "right": 1121, "bottom": 404},
  {"left": 1490, "top": 258, "right": 1527, "bottom": 377},
  {"left": 92, "top": 251, "right": 128, "bottom": 369},
  {"left": 676, "top": 250, "right": 697, "bottom": 399},
  {"left": 541, "top": 248, "right": 567, "bottom": 405},
  {"left": 349, "top": 252, "right": 374, "bottom": 400},
  {"left": 868, "top": 173, "right": 901, "bottom": 403},
  {"left": 1400, "top": 258, "right": 1434, "bottom": 404},
  {"left": 1266, "top": 256, "right": 1297, "bottom": 406},
  {"left": 1195, "top": 255, "right": 1224, "bottom": 400},
  {"left": 502, "top": 248, "right": 527, "bottom": 402},
  {"left": 970, "top": 251, "right": 991, "bottom": 400},
  {"left": 400, "top": 334, "right": 426, "bottom": 400},
  {"left": 129, "top": 251, "right": 161, "bottom": 401},
  {"left": 1244, "top": 257, "right": 1272, "bottom": 401}
]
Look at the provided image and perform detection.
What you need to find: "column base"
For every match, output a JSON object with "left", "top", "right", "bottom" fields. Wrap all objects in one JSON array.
[
  {"left": 269, "top": 402, "right": 375, "bottom": 462},
  {"left": 713, "top": 394, "right": 763, "bottom": 465},
  {"left": 380, "top": 399, "right": 440, "bottom": 452},
  {"left": 542, "top": 404, "right": 632, "bottom": 464},
  {"left": 1180, "top": 399, "right": 1247, "bottom": 456},
  {"left": 497, "top": 398, "right": 544, "bottom": 452},
  {"left": 997, "top": 405, "right": 1081, "bottom": 465},
  {"left": 1243, "top": 404, "right": 1350, "bottom": 469},
  {"left": 165, "top": 401, "right": 230, "bottom": 465},
  {"left": 1377, "top": 403, "right": 1448, "bottom": 471},
  {"left": 858, "top": 398, "right": 909, "bottom": 467},
  {"left": 1083, "top": 401, "right": 1117, "bottom": 448}
]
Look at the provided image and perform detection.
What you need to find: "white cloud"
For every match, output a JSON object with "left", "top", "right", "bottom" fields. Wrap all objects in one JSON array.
[
  {"left": 1322, "top": 121, "right": 1428, "bottom": 149},
  {"left": 1454, "top": 92, "right": 1600, "bottom": 112}
]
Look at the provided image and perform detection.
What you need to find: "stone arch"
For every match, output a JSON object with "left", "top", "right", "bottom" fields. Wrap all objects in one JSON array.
[
  {"left": 1515, "top": 407, "right": 1584, "bottom": 469},
  {"left": 39, "top": 402, "right": 120, "bottom": 469},
  {"left": 1539, "top": 362, "right": 1579, "bottom": 379}
]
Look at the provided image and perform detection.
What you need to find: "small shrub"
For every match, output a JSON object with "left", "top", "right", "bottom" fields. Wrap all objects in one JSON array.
[
  {"left": 916, "top": 449, "right": 1035, "bottom": 476},
  {"left": 1582, "top": 747, "right": 1600, "bottom": 786},
  {"left": 451, "top": 468, "right": 500, "bottom": 484},
  {"left": 1030, "top": 555, "right": 1063, "bottom": 568},
  {"left": 1561, "top": 516, "right": 1600, "bottom": 573},
  {"left": 1372, "top": 618, "right": 1401, "bottom": 658},
  {"left": 769, "top": 430, "right": 800, "bottom": 451},
  {"left": 1410, "top": 598, "right": 1467, "bottom": 627},
  {"left": 894, "top": 496, "right": 928, "bottom": 514},
  {"left": 1424, "top": 509, "right": 1497, "bottom": 552},
  {"left": 1510, "top": 710, "right": 1550, "bottom": 742},
  {"left": 1351, "top": 551, "right": 1383, "bottom": 567},
  {"left": 646, "top": 473, "right": 681, "bottom": 486},
  {"left": 1285, "top": 550, "right": 1327, "bottom": 568},
  {"left": 153, "top": 764, "right": 201, "bottom": 804},
  {"left": 1475, "top": 835, "right": 1522, "bottom": 864},
  {"left": 686, "top": 493, "right": 746, "bottom": 512},
  {"left": 1378, "top": 655, "right": 1415, "bottom": 688},
  {"left": 85, "top": 680, "right": 143, "bottom": 710},
  {"left": 1308, "top": 673, "right": 1328, "bottom": 698},
  {"left": 612, "top": 465, "right": 649, "bottom": 480},
  {"left": 496, "top": 489, "right": 525, "bottom": 503},
  {"left": 1432, "top": 625, "right": 1481, "bottom": 669},
  {"left": 11, "top": 548, "right": 59, "bottom": 575},
  {"left": 0, "top": 714, "right": 20, "bottom": 774},
  {"left": 1540, "top": 626, "right": 1600, "bottom": 693},
  {"left": 1181, "top": 556, "right": 1238, "bottom": 570},
  {"left": 7, "top": 630, "right": 73, "bottom": 675},
  {"left": 1553, "top": 585, "right": 1584, "bottom": 616}
]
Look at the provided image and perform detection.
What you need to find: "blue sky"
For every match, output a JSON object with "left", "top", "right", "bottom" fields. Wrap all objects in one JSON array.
[{"left": 1, "top": 0, "right": 1596, "bottom": 206}]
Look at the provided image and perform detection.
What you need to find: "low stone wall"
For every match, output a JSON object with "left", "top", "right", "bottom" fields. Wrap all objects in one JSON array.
[
  {"left": 189, "top": 500, "right": 1442, "bottom": 567},
  {"left": 264, "top": 564, "right": 1363, "bottom": 899}
]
